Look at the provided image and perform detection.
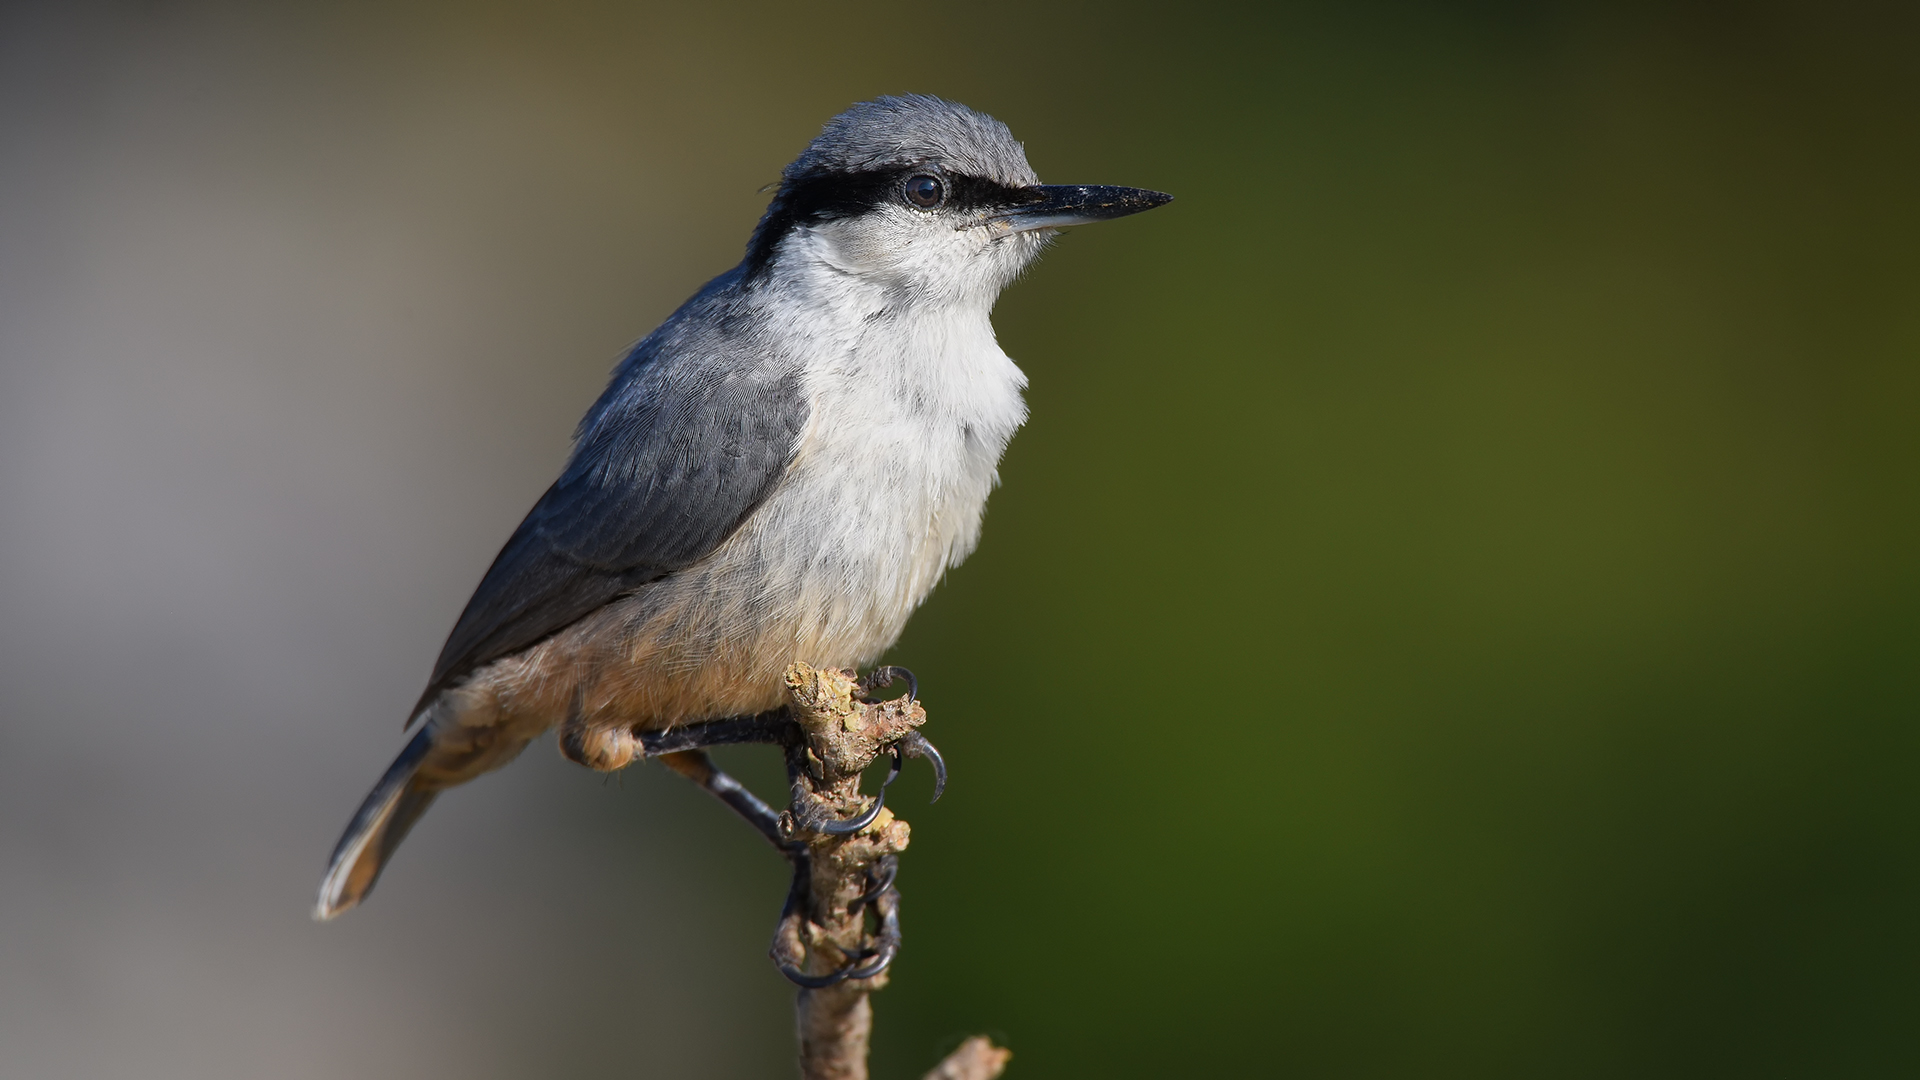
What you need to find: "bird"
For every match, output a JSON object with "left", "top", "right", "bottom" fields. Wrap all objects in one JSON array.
[{"left": 314, "top": 94, "right": 1170, "bottom": 920}]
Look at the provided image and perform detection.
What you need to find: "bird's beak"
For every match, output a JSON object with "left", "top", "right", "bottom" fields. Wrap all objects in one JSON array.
[{"left": 994, "top": 185, "right": 1173, "bottom": 233}]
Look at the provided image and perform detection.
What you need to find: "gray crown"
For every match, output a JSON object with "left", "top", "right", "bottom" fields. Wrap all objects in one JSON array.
[{"left": 787, "top": 95, "right": 1039, "bottom": 187}]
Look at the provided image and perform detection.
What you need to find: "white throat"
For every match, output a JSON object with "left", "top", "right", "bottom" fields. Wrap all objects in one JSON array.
[
  {"left": 731, "top": 223, "right": 1032, "bottom": 666},
  {"left": 763, "top": 225, "right": 1033, "bottom": 449}
]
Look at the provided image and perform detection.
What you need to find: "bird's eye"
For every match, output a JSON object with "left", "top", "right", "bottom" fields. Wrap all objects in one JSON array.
[{"left": 903, "top": 174, "right": 945, "bottom": 209}]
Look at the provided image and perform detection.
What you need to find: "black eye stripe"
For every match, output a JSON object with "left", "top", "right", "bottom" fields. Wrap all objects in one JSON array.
[
  {"left": 942, "top": 173, "right": 1040, "bottom": 213},
  {"left": 788, "top": 168, "right": 1029, "bottom": 218},
  {"left": 745, "top": 167, "right": 1037, "bottom": 275}
]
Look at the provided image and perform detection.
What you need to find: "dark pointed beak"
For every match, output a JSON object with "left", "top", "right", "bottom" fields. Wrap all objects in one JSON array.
[{"left": 996, "top": 184, "right": 1173, "bottom": 232}]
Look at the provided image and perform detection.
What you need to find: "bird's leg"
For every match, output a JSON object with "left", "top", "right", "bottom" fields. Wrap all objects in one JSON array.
[
  {"left": 636, "top": 664, "right": 940, "bottom": 993},
  {"left": 561, "top": 707, "right": 799, "bottom": 777},
  {"left": 575, "top": 710, "right": 805, "bottom": 854},
  {"left": 628, "top": 675, "right": 943, "bottom": 830},
  {"left": 638, "top": 708, "right": 799, "bottom": 757},
  {"left": 654, "top": 749, "right": 796, "bottom": 855},
  {"left": 639, "top": 706, "right": 930, "bottom": 841}
]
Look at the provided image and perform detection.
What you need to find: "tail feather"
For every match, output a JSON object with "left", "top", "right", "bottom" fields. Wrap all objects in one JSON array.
[{"left": 313, "top": 726, "right": 439, "bottom": 921}]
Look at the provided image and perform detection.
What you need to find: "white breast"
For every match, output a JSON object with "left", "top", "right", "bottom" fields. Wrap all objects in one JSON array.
[{"left": 739, "top": 248, "right": 1029, "bottom": 667}]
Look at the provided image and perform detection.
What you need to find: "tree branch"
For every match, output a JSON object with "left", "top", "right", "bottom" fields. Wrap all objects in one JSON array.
[
  {"left": 778, "top": 663, "right": 915, "bottom": 1080},
  {"left": 921, "top": 1037, "right": 1013, "bottom": 1080},
  {"left": 659, "top": 663, "right": 1011, "bottom": 1079}
]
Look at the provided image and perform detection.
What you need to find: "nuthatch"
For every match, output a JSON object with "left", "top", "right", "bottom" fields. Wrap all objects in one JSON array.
[{"left": 316, "top": 94, "right": 1170, "bottom": 919}]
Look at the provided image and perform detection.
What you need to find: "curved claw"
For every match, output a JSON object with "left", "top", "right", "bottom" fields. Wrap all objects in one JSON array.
[
  {"left": 771, "top": 858, "right": 840, "bottom": 987},
  {"left": 810, "top": 747, "right": 903, "bottom": 836},
  {"left": 812, "top": 788, "right": 886, "bottom": 836},
  {"left": 898, "top": 731, "right": 947, "bottom": 803},
  {"left": 770, "top": 885, "right": 902, "bottom": 987},
  {"left": 853, "top": 886, "right": 902, "bottom": 979},
  {"left": 774, "top": 942, "right": 895, "bottom": 987},
  {"left": 857, "top": 665, "right": 918, "bottom": 704},
  {"left": 849, "top": 855, "right": 898, "bottom": 913}
]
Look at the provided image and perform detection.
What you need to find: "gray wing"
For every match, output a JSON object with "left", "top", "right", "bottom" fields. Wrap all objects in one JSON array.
[{"left": 409, "top": 278, "right": 807, "bottom": 720}]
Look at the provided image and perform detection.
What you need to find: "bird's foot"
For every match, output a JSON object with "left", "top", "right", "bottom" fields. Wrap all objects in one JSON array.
[
  {"left": 782, "top": 729, "right": 947, "bottom": 836},
  {"left": 855, "top": 668, "right": 944, "bottom": 801},
  {"left": 896, "top": 730, "right": 947, "bottom": 803},
  {"left": 787, "top": 743, "right": 906, "bottom": 837},
  {"left": 772, "top": 856, "right": 903, "bottom": 987},
  {"left": 856, "top": 665, "right": 918, "bottom": 705},
  {"left": 848, "top": 853, "right": 898, "bottom": 913},
  {"left": 651, "top": 664, "right": 939, "bottom": 988}
]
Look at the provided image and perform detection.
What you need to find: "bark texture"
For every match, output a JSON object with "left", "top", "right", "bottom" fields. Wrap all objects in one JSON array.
[
  {"left": 780, "top": 664, "right": 914, "bottom": 1080},
  {"left": 757, "top": 664, "right": 1011, "bottom": 1080}
]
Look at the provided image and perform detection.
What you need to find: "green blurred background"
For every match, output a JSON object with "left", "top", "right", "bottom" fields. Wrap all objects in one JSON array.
[{"left": 1, "top": 1, "right": 1915, "bottom": 1076}]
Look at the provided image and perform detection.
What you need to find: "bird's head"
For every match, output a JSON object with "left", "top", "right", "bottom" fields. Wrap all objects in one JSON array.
[{"left": 745, "top": 95, "right": 1170, "bottom": 308}]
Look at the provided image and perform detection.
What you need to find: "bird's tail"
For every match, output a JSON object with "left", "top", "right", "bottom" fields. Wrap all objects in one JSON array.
[{"left": 313, "top": 725, "right": 440, "bottom": 921}]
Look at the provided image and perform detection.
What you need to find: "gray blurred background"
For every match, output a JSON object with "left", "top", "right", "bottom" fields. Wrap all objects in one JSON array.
[{"left": 1, "top": 1, "right": 1915, "bottom": 1077}]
